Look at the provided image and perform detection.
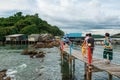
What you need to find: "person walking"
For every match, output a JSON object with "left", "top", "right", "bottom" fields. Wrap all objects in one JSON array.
[
  {"left": 101, "top": 33, "right": 113, "bottom": 64},
  {"left": 87, "top": 33, "right": 94, "bottom": 61},
  {"left": 81, "top": 33, "right": 89, "bottom": 58}
]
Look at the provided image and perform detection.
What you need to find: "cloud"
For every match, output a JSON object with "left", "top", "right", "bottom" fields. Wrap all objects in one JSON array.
[
  {"left": 36, "top": 0, "right": 120, "bottom": 26},
  {"left": 0, "top": 0, "right": 120, "bottom": 34},
  {"left": 0, "top": 0, "right": 37, "bottom": 16}
]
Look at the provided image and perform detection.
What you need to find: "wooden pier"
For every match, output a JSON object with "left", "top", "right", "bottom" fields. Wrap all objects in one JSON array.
[
  {"left": 5, "top": 40, "right": 37, "bottom": 45},
  {"left": 61, "top": 44, "right": 120, "bottom": 80}
]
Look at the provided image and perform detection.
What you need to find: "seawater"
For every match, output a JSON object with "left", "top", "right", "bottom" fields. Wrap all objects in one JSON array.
[{"left": 0, "top": 44, "right": 120, "bottom": 80}]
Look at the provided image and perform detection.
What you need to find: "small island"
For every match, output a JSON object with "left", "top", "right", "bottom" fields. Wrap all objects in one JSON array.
[{"left": 0, "top": 12, "right": 64, "bottom": 42}]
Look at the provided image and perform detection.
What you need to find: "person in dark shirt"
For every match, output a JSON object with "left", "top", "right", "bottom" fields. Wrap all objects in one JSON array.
[{"left": 87, "top": 33, "right": 94, "bottom": 59}]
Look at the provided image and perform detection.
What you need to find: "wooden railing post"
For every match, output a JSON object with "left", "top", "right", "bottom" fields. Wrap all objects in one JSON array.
[
  {"left": 60, "top": 41, "right": 64, "bottom": 52},
  {"left": 84, "top": 63, "right": 87, "bottom": 80},
  {"left": 109, "top": 73, "right": 112, "bottom": 80},
  {"left": 87, "top": 46, "right": 92, "bottom": 80},
  {"left": 60, "top": 41, "right": 64, "bottom": 62},
  {"left": 70, "top": 43, "right": 72, "bottom": 55}
]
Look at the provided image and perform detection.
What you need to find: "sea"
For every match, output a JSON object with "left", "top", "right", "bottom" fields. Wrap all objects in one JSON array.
[{"left": 0, "top": 44, "right": 120, "bottom": 80}]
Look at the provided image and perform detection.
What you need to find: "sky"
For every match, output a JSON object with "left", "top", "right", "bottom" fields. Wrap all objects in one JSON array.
[{"left": 0, "top": 0, "right": 120, "bottom": 35}]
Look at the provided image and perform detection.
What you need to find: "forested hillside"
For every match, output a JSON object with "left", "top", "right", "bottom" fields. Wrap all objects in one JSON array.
[{"left": 0, "top": 12, "right": 64, "bottom": 41}]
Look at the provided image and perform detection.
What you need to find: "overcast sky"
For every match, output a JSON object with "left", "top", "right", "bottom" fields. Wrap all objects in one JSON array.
[{"left": 0, "top": 0, "right": 120, "bottom": 35}]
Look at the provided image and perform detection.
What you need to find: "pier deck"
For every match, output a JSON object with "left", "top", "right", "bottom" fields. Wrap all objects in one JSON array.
[{"left": 63, "top": 46, "right": 120, "bottom": 79}]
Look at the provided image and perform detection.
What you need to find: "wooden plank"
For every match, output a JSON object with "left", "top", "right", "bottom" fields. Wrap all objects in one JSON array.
[
  {"left": 107, "top": 68, "right": 120, "bottom": 72},
  {"left": 110, "top": 72, "right": 120, "bottom": 78}
]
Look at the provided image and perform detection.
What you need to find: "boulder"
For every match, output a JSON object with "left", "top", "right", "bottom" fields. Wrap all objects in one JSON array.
[
  {"left": 21, "top": 49, "right": 45, "bottom": 58},
  {"left": 21, "top": 49, "right": 29, "bottom": 55},
  {"left": 35, "top": 53, "right": 45, "bottom": 58},
  {"left": 34, "top": 40, "right": 60, "bottom": 48},
  {"left": 0, "top": 69, "right": 11, "bottom": 80},
  {"left": 35, "top": 42, "right": 45, "bottom": 48},
  {"left": 6, "top": 77, "right": 11, "bottom": 80}
]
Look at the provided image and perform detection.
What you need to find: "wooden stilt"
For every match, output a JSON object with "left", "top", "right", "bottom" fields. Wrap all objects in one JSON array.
[
  {"left": 10, "top": 40, "right": 12, "bottom": 45},
  {"left": 109, "top": 73, "right": 112, "bottom": 80},
  {"left": 24, "top": 40, "right": 25, "bottom": 45},
  {"left": 72, "top": 58, "right": 75, "bottom": 80},
  {"left": 68, "top": 55, "right": 73, "bottom": 64},
  {"left": 61, "top": 51, "right": 64, "bottom": 62},
  {"left": 73, "top": 58, "right": 75, "bottom": 71},
  {"left": 61, "top": 52, "right": 63, "bottom": 60},
  {"left": 69, "top": 61, "right": 72, "bottom": 79},
  {"left": 20, "top": 41, "right": 22, "bottom": 45},
  {"left": 87, "top": 65, "right": 92, "bottom": 80},
  {"left": 84, "top": 63, "right": 87, "bottom": 80},
  {"left": 15, "top": 41, "right": 16, "bottom": 44}
]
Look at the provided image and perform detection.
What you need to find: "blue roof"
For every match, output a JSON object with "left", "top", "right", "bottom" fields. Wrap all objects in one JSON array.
[{"left": 67, "top": 33, "right": 82, "bottom": 37}]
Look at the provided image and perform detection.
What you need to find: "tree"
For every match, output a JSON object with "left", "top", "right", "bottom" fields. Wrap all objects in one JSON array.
[
  {"left": 20, "top": 24, "right": 39, "bottom": 35},
  {"left": 14, "top": 12, "right": 22, "bottom": 17},
  {"left": 0, "top": 12, "right": 64, "bottom": 39}
]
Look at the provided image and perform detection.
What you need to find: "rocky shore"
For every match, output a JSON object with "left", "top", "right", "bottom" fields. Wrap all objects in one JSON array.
[
  {"left": 21, "top": 49, "right": 45, "bottom": 58},
  {"left": 0, "top": 69, "right": 11, "bottom": 80},
  {"left": 34, "top": 40, "right": 60, "bottom": 48},
  {"left": 21, "top": 34, "right": 61, "bottom": 58}
]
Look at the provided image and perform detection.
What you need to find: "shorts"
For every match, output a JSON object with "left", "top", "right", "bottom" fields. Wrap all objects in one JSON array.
[
  {"left": 103, "top": 49, "right": 113, "bottom": 60},
  {"left": 90, "top": 48, "right": 94, "bottom": 54}
]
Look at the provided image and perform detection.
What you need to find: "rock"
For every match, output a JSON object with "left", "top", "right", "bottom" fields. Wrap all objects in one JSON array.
[
  {"left": 21, "top": 49, "right": 45, "bottom": 58},
  {"left": 35, "top": 42, "right": 45, "bottom": 48},
  {"left": 30, "top": 55, "right": 34, "bottom": 58},
  {"left": 22, "top": 49, "right": 38, "bottom": 55},
  {"left": 28, "top": 50, "right": 37, "bottom": 55},
  {"left": 0, "top": 69, "right": 11, "bottom": 80},
  {"left": 6, "top": 77, "right": 11, "bottom": 80},
  {"left": 21, "top": 49, "right": 29, "bottom": 55},
  {"left": 0, "top": 76, "right": 2, "bottom": 80},
  {"left": 35, "top": 51, "right": 45, "bottom": 58},
  {"left": 0, "top": 69, "right": 7, "bottom": 73},
  {"left": 0, "top": 69, "right": 7, "bottom": 78},
  {"left": 34, "top": 40, "right": 60, "bottom": 48}
]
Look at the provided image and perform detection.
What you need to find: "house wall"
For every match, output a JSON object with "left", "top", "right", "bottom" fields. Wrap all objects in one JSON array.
[
  {"left": 28, "top": 37, "right": 36, "bottom": 41},
  {"left": 6, "top": 37, "right": 11, "bottom": 41},
  {"left": 5, "top": 34, "right": 27, "bottom": 41}
]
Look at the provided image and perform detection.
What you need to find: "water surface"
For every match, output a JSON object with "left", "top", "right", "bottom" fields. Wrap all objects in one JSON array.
[{"left": 0, "top": 44, "right": 120, "bottom": 80}]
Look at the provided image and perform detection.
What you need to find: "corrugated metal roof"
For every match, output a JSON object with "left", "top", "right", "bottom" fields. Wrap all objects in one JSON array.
[
  {"left": 67, "top": 33, "right": 82, "bottom": 37},
  {"left": 6, "top": 34, "right": 24, "bottom": 37}
]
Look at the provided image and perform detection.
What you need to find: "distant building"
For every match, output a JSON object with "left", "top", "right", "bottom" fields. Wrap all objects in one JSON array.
[
  {"left": 28, "top": 34, "right": 40, "bottom": 42},
  {"left": 55, "top": 36, "right": 60, "bottom": 41},
  {"left": 5, "top": 34, "right": 27, "bottom": 41},
  {"left": 64, "top": 33, "right": 83, "bottom": 42}
]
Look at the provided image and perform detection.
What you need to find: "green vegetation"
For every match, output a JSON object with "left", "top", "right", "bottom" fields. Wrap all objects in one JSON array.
[
  {"left": 92, "top": 34, "right": 104, "bottom": 38},
  {"left": 0, "top": 12, "right": 64, "bottom": 41},
  {"left": 111, "top": 33, "right": 120, "bottom": 38}
]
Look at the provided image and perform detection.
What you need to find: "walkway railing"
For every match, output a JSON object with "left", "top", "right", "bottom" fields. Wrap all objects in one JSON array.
[{"left": 60, "top": 41, "right": 120, "bottom": 80}]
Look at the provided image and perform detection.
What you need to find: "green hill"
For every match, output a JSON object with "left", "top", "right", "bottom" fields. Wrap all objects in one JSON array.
[
  {"left": 0, "top": 12, "right": 64, "bottom": 41},
  {"left": 111, "top": 33, "right": 120, "bottom": 38},
  {"left": 92, "top": 34, "right": 104, "bottom": 38}
]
